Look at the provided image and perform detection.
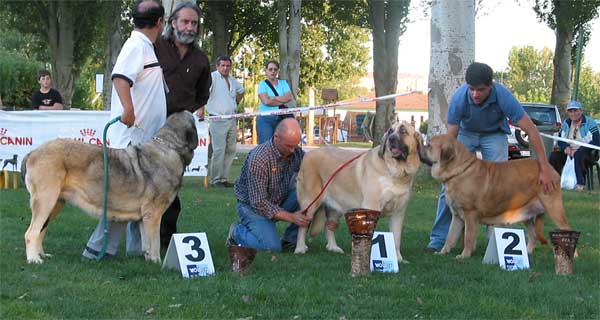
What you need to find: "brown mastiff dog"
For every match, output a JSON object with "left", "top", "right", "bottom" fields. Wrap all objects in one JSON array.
[
  {"left": 421, "top": 134, "right": 574, "bottom": 258},
  {"left": 295, "top": 121, "right": 425, "bottom": 263},
  {"left": 22, "top": 111, "right": 198, "bottom": 264}
]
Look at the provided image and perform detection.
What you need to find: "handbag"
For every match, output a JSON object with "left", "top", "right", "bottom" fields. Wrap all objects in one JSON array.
[
  {"left": 264, "top": 80, "right": 294, "bottom": 119},
  {"left": 560, "top": 156, "right": 577, "bottom": 190}
]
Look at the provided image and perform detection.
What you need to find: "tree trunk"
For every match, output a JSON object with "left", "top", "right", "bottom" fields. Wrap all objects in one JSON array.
[
  {"left": 209, "top": 0, "right": 233, "bottom": 58},
  {"left": 48, "top": 1, "right": 76, "bottom": 108},
  {"left": 103, "top": 2, "right": 123, "bottom": 110},
  {"left": 277, "top": 0, "right": 301, "bottom": 107},
  {"left": 278, "top": 0, "right": 289, "bottom": 81},
  {"left": 550, "top": 28, "right": 573, "bottom": 110},
  {"left": 428, "top": 0, "right": 475, "bottom": 136},
  {"left": 286, "top": 0, "right": 302, "bottom": 107},
  {"left": 369, "top": 0, "right": 408, "bottom": 146}
]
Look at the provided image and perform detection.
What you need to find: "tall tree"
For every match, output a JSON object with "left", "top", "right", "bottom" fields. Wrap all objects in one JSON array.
[
  {"left": 369, "top": 0, "right": 410, "bottom": 145},
  {"left": 102, "top": 1, "right": 126, "bottom": 110},
  {"left": 533, "top": 0, "right": 600, "bottom": 109},
  {"left": 278, "top": 0, "right": 302, "bottom": 107},
  {"left": 504, "top": 46, "right": 554, "bottom": 103},
  {"left": 206, "top": 0, "right": 234, "bottom": 58},
  {"left": 428, "top": 0, "right": 475, "bottom": 136}
]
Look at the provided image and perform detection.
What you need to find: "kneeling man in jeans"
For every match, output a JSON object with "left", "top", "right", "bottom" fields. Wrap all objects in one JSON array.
[{"left": 226, "top": 118, "right": 312, "bottom": 252}]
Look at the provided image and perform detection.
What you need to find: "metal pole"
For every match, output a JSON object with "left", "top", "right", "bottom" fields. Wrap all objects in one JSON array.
[{"left": 572, "top": 30, "right": 584, "bottom": 100}]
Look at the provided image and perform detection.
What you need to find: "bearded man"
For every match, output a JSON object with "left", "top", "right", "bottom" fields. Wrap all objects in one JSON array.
[{"left": 153, "top": 2, "right": 211, "bottom": 248}]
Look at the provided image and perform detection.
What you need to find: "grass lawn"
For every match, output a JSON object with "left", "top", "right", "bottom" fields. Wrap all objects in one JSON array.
[{"left": 1, "top": 154, "right": 599, "bottom": 319}]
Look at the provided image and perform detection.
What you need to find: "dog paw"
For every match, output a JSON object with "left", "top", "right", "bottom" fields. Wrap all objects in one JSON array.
[
  {"left": 326, "top": 245, "right": 344, "bottom": 253},
  {"left": 27, "top": 254, "right": 44, "bottom": 264},
  {"left": 294, "top": 245, "right": 308, "bottom": 254},
  {"left": 145, "top": 254, "right": 161, "bottom": 264}
]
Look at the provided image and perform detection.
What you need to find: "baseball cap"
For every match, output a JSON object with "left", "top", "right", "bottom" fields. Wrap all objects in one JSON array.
[{"left": 566, "top": 101, "right": 582, "bottom": 110}]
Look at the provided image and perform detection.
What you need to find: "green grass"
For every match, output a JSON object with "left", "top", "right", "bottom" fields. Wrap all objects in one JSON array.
[{"left": 1, "top": 156, "right": 599, "bottom": 319}]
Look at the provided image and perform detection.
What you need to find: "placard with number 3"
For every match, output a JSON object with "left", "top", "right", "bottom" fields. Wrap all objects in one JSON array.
[{"left": 162, "top": 233, "right": 215, "bottom": 278}]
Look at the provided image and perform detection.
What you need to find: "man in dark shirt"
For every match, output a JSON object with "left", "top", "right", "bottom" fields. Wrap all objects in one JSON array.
[
  {"left": 227, "top": 118, "right": 312, "bottom": 252},
  {"left": 31, "top": 69, "right": 64, "bottom": 110},
  {"left": 153, "top": 2, "right": 211, "bottom": 248}
]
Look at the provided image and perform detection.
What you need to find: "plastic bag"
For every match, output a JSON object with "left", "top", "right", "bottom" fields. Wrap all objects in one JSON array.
[{"left": 560, "top": 156, "right": 577, "bottom": 190}]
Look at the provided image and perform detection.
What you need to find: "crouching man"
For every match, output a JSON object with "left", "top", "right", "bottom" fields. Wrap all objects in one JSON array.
[{"left": 226, "top": 118, "right": 312, "bottom": 271}]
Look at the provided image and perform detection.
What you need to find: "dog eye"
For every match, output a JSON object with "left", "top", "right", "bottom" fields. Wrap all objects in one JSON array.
[{"left": 388, "top": 128, "right": 393, "bottom": 134}]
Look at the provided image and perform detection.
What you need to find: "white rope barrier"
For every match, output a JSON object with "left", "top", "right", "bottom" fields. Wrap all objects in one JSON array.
[
  {"left": 540, "top": 132, "right": 600, "bottom": 151},
  {"left": 206, "top": 91, "right": 420, "bottom": 121}
]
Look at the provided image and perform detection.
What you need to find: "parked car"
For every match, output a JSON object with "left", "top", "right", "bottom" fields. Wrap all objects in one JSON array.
[{"left": 511, "top": 103, "right": 562, "bottom": 149}]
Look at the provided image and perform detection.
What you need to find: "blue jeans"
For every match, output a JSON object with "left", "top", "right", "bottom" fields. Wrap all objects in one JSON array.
[
  {"left": 428, "top": 131, "right": 508, "bottom": 249},
  {"left": 231, "top": 177, "right": 299, "bottom": 251},
  {"left": 257, "top": 115, "right": 280, "bottom": 144}
]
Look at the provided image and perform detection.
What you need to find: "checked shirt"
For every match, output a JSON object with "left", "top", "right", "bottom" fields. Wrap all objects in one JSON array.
[{"left": 234, "top": 139, "right": 303, "bottom": 219}]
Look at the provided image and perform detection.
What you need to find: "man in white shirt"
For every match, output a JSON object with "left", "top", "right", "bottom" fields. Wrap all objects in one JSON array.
[
  {"left": 82, "top": 0, "right": 166, "bottom": 260},
  {"left": 206, "top": 56, "right": 245, "bottom": 187}
]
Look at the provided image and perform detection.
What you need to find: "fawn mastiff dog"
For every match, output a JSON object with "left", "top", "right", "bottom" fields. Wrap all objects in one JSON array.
[
  {"left": 421, "top": 134, "right": 574, "bottom": 258},
  {"left": 22, "top": 111, "right": 198, "bottom": 264},
  {"left": 295, "top": 121, "right": 425, "bottom": 263}
]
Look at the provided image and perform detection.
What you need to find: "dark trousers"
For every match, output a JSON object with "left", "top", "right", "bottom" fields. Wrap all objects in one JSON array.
[
  {"left": 161, "top": 196, "right": 181, "bottom": 247},
  {"left": 549, "top": 148, "right": 593, "bottom": 185}
]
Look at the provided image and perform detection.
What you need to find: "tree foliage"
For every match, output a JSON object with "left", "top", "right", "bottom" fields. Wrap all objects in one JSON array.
[
  {"left": 504, "top": 46, "right": 554, "bottom": 103},
  {"left": 577, "top": 65, "right": 600, "bottom": 119},
  {"left": 532, "top": 0, "right": 600, "bottom": 109}
]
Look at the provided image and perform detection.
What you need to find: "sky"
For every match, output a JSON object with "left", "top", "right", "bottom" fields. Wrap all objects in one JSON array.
[{"left": 396, "top": 0, "right": 600, "bottom": 76}]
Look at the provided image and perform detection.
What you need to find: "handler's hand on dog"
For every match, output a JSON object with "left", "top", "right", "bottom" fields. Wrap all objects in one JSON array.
[
  {"left": 121, "top": 109, "right": 135, "bottom": 127},
  {"left": 539, "top": 164, "right": 555, "bottom": 194},
  {"left": 293, "top": 212, "right": 312, "bottom": 227}
]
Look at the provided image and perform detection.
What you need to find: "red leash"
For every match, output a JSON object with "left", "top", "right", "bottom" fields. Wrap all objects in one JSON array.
[{"left": 301, "top": 150, "right": 369, "bottom": 215}]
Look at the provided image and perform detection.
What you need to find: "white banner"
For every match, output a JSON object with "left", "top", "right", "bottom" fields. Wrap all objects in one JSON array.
[{"left": 0, "top": 110, "right": 208, "bottom": 176}]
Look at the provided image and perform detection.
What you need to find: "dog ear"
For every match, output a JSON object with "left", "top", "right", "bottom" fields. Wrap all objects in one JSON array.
[
  {"left": 378, "top": 129, "right": 389, "bottom": 159},
  {"left": 440, "top": 140, "right": 455, "bottom": 164},
  {"left": 415, "top": 132, "right": 432, "bottom": 166}
]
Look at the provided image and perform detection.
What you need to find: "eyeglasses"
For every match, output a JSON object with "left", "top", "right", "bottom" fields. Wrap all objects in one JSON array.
[
  {"left": 572, "top": 127, "right": 578, "bottom": 139},
  {"left": 267, "top": 67, "right": 279, "bottom": 71}
]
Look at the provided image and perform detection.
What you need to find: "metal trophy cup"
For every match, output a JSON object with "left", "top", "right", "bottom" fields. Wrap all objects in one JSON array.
[
  {"left": 344, "top": 208, "right": 381, "bottom": 277},
  {"left": 550, "top": 230, "right": 580, "bottom": 275},
  {"left": 228, "top": 244, "right": 257, "bottom": 275}
]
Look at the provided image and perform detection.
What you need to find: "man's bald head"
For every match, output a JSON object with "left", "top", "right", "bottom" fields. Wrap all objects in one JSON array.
[
  {"left": 273, "top": 118, "right": 301, "bottom": 157},
  {"left": 275, "top": 118, "right": 301, "bottom": 138},
  {"left": 132, "top": 0, "right": 165, "bottom": 29}
]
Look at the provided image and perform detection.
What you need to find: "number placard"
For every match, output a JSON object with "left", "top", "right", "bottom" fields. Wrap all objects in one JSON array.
[
  {"left": 162, "top": 233, "right": 215, "bottom": 278},
  {"left": 370, "top": 232, "right": 399, "bottom": 273},
  {"left": 482, "top": 227, "right": 530, "bottom": 271}
]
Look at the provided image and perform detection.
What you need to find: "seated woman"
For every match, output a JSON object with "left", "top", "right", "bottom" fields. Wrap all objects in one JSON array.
[
  {"left": 549, "top": 100, "right": 600, "bottom": 191},
  {"left": 256, "top": 60, "right": 293, "bottom": 144}
]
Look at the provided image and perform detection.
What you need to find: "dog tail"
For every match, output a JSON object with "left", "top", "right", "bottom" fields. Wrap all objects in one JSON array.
[
  {"left": 20, "top": 154, "right": 28, "bottom": 183},
  {"left": 308, "top": 207, "right": 327, "bottom": 237},
  {"left": 535, "top": 215, "right": 548, "bottom": 245}
]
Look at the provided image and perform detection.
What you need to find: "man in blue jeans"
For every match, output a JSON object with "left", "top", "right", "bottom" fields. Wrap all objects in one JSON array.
[
  {"left": 427, "top": 62, "right": 556, "bottom": 251},
  {"left": 227, "top": 118, "right": 312, "bottom": 253}
]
